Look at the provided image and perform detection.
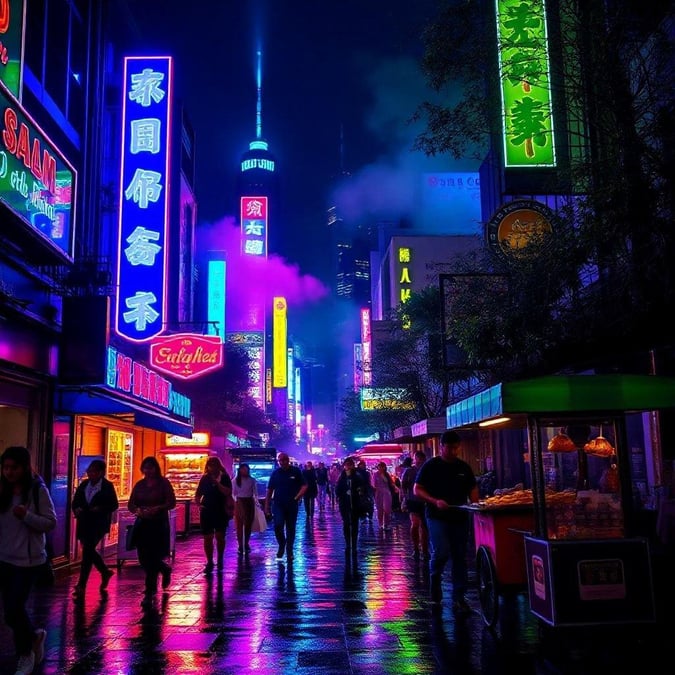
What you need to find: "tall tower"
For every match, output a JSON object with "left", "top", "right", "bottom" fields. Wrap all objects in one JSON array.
[{"left": 230, "top": 49, "right": 282, "bottom": 416}]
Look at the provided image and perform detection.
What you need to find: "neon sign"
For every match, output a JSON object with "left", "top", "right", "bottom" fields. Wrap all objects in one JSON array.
[
  {"left": 150, "top": 333, "right": 223, "bottom": 380},
  {"left": 360, "top": 307, "right": 372, "bottom": 386},
  {"left": 0, "top": 87, "right": 76, "bottom": 258},
  {"left": 272, "top": 296, "right": 287, "bottom": 388},
  {"left": 240, "top": 195, "right": 268, "bottom": 257},
  {"left": 0, "top": 0, "right": 25, "bottom": 98},
  {"left": 115, "top": 56, "right": 172, "bottom": 342},
  {"left": 241, "top": 157, "right": 275, "bottom": 172},
  {"left": 207, "top": 259, "right": 226, "bottom": 336},
  {"left": 496, "top": 0, "right": 555, "bottom": 167},
  {"left": 105, "top": 346, "right": 191, "bottom": 419}
]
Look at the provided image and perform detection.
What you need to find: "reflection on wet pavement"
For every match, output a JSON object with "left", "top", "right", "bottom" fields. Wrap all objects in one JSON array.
[{"left": 0, "top": 504, "right": 671, "bottom": 674}]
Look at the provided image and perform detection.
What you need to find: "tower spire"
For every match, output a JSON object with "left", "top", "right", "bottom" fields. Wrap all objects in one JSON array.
[{"left": 256, "top": 49, "right": 262, "bottom": 140}]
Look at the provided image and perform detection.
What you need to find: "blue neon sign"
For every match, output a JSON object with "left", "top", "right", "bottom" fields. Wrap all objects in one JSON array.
[{"left": 115, "top": 55, "right": 172, "bottom": 342}]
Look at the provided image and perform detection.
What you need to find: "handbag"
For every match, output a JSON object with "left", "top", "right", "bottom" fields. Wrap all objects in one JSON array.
[
  {"left": 251, "top": 502, "right": 268, "bottom": 533},
  {"left": 125, "top": 517, "right": 141, "bottom": 551}
]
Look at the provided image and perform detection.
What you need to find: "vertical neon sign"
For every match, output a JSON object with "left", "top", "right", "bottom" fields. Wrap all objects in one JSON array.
[
  {"left": 207, "top": 259, "right": 226, "bottom": 336},
  {"left": 240, "top": 195, "right": 268, "bottom": 256},
  {"left": 360, "top": 307, "right": 372, "bottom": 386},
  {"left": 272, "top": 297, "right": 287, "bottom": 388},
  {"left": 496, "top": 0, "right": 555, "bottom": 167},
  {"left": 116, "top": 56, "right": 172, "bottom": 342}
]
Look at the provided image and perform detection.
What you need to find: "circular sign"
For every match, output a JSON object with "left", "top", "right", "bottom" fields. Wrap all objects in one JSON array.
[{"left": 486, "top": 200, "right": 554, "bottom": 258}]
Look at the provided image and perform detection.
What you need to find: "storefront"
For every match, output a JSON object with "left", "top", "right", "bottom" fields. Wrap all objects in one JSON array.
[
  {"left": 55, "top": 342, "right": 193, "bottom": 566},
  {"left": 446, "top": 373, "right": 675, "bottom": 627}
]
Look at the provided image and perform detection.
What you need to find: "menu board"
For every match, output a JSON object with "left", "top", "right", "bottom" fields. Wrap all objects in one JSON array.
[{"left": 107, "top": 430, "right": 133, "bottom": 500}]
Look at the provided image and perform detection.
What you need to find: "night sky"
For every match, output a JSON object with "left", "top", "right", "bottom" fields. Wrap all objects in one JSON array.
[{"left": 127, "top": 1, "right": 477, "bottom": 416}]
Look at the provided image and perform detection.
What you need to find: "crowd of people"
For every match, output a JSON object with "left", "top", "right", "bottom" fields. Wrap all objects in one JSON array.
[{"left": 0, "top": 431, "right": 477, "bottom": 674}]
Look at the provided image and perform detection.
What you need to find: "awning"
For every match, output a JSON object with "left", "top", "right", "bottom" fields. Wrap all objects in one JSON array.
[
  {"left": 446, "top": 374, "right": 675, "bottom": 429},
  {"left": 411, "top": 417, "right": 446, "bottom": 438},
  {"left": 56, "top": 387, "right": 193, "bottom": 437}
]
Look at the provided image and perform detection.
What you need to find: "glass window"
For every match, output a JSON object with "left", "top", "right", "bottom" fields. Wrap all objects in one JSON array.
[{"left": 24, "top": 0, "right": 47, "bottom": 79}]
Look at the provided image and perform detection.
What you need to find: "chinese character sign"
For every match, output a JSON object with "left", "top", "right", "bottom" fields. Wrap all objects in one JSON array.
[
  {"left": 496, "top": 0, "right": 555, "bottom": 167},
  {"left": 241, "top": 195, "right": 268, "bottom": 257},
  {"left": 116, "top": 56, "right": 172, "bottom": 342}
]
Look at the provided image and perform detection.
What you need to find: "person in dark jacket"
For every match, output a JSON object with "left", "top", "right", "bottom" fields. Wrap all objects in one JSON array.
[
  {"left": 128, "top": 456, "right": 176, "bottom": 609},
  {"left": 72, "top": 459, "right": 119, "bottom": 598},
  {"left": 335, "top": 457, "right": 366, "bottom": 559}
]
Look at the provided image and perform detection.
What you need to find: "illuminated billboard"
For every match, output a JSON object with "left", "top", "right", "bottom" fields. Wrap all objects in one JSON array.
[
  {"left": 115, "top": 55, "right": 172, "bottom": 342},
  {"left": 241, "top": 195, "right": 268, "bottom": 257},
  {"left": 0, "top": 84, "right": 76, "bottom": 259},
  {"left": 272, "top": 296, "right": 287, "bottom": 388},
  {"left": 0, "top": 0, "right": 25, "bottom": 98},
  {"left": 496, "top": 0, "right": 555, "bottom": 167},
  {"left": 360, "top": 307, "right": 372, "bottom": 386},
  {"left": 229, "top": 331, "right": 264, "bottom": 409}
]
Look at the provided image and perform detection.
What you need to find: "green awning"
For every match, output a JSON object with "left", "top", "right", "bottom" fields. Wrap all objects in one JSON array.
[{"left": 446, "top": 374, "right": 675, "bottom": 428}]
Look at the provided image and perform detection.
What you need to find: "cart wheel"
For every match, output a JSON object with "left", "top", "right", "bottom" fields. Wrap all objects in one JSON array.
[{"left": 476, "top": 545, "right": 499, "bottom": 629}]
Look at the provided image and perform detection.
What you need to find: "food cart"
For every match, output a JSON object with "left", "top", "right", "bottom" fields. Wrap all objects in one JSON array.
[{"left": 447, "top": 374, "right": 675, "bottom": 628}]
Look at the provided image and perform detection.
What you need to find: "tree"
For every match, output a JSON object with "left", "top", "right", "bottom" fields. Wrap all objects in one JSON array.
[
  {"left": 413, "top": 1, "right": 675, "bottom": 380},
  {"left": 179, "top": 341, "right": 271, "bottom": 437}
]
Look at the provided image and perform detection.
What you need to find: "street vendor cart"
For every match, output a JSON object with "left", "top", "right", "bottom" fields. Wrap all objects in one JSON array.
[{"left": 447, "top": 374, "right": 675, "bottom": 629}]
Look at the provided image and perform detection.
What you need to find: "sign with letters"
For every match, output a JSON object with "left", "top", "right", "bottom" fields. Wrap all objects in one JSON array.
[
  {"left": 115, "top": 55, "right": 172, "bottom": 342},
  {"left": 150, "top": 333, "right": 223, "bottom": 380}
]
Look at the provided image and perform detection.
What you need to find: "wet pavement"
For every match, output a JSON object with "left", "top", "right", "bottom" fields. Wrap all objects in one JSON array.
[{"left": 1, "top": 502, "right": 672, "bottom": 674}]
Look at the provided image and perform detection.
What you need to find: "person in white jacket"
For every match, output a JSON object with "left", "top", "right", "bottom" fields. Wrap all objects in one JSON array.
[{"left": 0, "top": 446, "right": 57, "bottom": 675}]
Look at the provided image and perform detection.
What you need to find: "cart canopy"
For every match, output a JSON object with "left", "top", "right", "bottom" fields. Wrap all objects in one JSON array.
[{"left": 446, "top": 374, "right": 675, "bottom": 429}]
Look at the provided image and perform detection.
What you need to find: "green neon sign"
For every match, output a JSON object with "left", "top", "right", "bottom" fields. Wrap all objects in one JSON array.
[{"left": 496, "top": 0, "right": 555, "bottom": 167}]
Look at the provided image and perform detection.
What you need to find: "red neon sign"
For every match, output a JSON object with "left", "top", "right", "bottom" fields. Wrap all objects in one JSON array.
[{"left": 150, "top": 333, "right": 223, "bottom": 380}]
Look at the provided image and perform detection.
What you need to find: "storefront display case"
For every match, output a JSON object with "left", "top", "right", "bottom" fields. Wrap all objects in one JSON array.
[
  {"left": 159, "top": 446, "right": 214, "bottom": 534},
  {"left": 446, "top": 374, "right": 675, "bottom": 629}
]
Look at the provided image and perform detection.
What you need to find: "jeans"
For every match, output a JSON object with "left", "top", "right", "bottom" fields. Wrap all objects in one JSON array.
[
  {"left": 426, "top": 517, "right": 471, "bottom": 601},
  {"left": 0, "top": 561, "right": 36, "bottom": 656}
]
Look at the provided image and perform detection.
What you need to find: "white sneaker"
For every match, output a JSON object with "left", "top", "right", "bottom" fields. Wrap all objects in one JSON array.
[
  {"left": 14, "top": 651, "right": 35, "bottom": 675},
  {"left": 33, "top": 628, "right": 47, "bottom": 664}
]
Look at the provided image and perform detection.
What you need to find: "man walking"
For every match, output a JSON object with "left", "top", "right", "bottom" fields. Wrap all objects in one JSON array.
[
  {"left": 265, "top": 453, "right": 307, "bottom": 562},
  {"left": 414, "top": 430, "right": 479, "bottom": 613}
]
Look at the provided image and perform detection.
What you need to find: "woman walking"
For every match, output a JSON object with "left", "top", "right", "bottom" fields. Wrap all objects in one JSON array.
[
  {"left": 71, "top": 459, "right": 119, "bottom": 598},
  {"left": 373, "top": 462, "right": 394, "bottom": 531},
  {"left": 232, "top": 463, "right": 257, "bottom": 556},
  {"left": 128, "top": 456, "right": 176, "bottom": 609},
  {"left": 0, "top": 446, "right": 56, "bottom": 675},
  {"left": 195, "top": 457, "right": 233, "bottom": 572},
  {"left": 335, "top": 457, "right": 366, "bottom": 559}
]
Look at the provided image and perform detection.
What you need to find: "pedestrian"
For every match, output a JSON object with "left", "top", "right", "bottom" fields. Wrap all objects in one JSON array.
[
  {"left": 232, "top": 463, "right": 257, "bottom": 556},
  {"left": 195, "top": 457, "right": 233, "bottom": 573},
  {"left": 301, "top": 460, "right": 318, "bottom": 519},
  {"left": 128, "top": 456, "right": 176, "bottom": 609},
  {"left": 400, "top": 451, "right": 429, "bottom": 560},
  {"left": 414, "top": 430, "right": 479, "bottom": 613},
  {"left": 0, "top": 446, "right": 56, "bottom": 675},
  {"left": 264, "top": 452, "right": 307, "bottom": 562},
  {"left": 335, "top": 457, "right": 366, "bottom": 558},
  {"left": 355, "top": 460, "right": 374, "bottom": 520},
  {"left": 315, "top": 461, "right": 329, "bottom": 511},
  {"left": 328, "top": 463, "right": 340, "bottom": 507},
  {"left": 71, "top": 459, "right": 119, "bottom": 599},
  {"left": 373, "top": 462, "right": 395, "bottom": 531}
]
